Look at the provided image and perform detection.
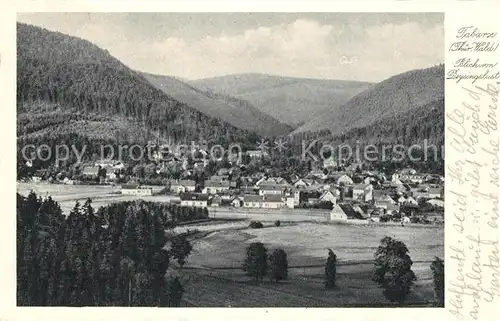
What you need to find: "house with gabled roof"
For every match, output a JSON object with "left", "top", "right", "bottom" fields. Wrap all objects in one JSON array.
[
  {"left": 243, "top": 194, "right": 285, "bottom": 209},
  {"left": 318, "top": 190, "right": 337, "bottom": 205},
  {"left": 329, "top": 204, "right": 348, "bottom": 222},
  {"left": 258, "top": 184, "right": 289, "bottom": 196},
  {"left": 202, "top": 180, "right": 230, "bottom": 194},
  {"left": 351, "top": 183, "right": 373, "bottom": 202},
  {"left": 168, "top": 179, "right": 196, "bottom": 194},
  {"left": 121, "top": 184, "right": 153, "bottom": 196},
  {"left": 180, "top": 193, "right": 209, "bottom": 208}
]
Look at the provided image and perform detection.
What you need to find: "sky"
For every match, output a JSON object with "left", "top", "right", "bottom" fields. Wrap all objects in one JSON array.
[{"left": 17, "top": 13, "right": 444, "bottom": 82}]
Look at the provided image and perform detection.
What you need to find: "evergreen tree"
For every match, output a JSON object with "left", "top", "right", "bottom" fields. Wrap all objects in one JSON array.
[
  {"left": 170, "top": 234, "right": 193, "bottom": 268},
  {"left": 325, "top": 249, "right": 337, "bottom": 289},
  {"left": 430, "top": 257, "right": 444, "bottom": 306},
  {"left": 269, "top": 249, "right": 288, "bottom": 282},
  {"left": 242, "top": 242, "right": 268, "bottom": 283}
]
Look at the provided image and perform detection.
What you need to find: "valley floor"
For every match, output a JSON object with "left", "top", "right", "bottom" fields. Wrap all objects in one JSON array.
[
  {"left": 17, "top": 181, "right": 444, "bottom": 307},
  {"left": 174, "top": 221, "right": 443, "bottom": 307}
]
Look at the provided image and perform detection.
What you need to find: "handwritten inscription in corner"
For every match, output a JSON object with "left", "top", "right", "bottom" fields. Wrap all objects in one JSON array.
[{"left": 446, "top": 24, "right": 500, "bottom": 320}]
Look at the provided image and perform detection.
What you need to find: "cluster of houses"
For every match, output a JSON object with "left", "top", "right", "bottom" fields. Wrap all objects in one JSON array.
[
  {"left": 27, "top": 145, "right": 444, "bottom": 224},
  {"left": 116, "top": 164, "right": 443, "bottom": 224}
]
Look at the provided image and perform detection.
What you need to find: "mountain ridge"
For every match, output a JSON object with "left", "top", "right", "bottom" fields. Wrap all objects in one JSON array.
[
  {"left": 141, "top": 72, "right": 292, "bottom": 137},
  {"left": 292, "top": 64, "right": 445, "bottom": 136},
  {"left": 190, "top": 73, "right": 373, "bottom": 127}
]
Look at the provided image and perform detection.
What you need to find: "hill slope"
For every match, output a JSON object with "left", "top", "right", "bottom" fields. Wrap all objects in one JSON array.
[
  {"left": 189, "top": 74, "right": 373, "bottom": 127},
  {"left": 292, "top": 65, "right": 445, "bottom": 136},
  {"left": 141, "top": 73, "right": 292, "bottom": 137},
  {"left": 17, "top": 23, "right": 258, "bottom": 147}
]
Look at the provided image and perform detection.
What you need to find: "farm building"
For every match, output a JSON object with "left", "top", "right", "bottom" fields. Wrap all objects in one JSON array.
[
  {"left": 329, "top": 204, "right": 348, "bottom": 222},
  {"left": 203, "top": 180, "right": 230, "bottom": 194},
  {"left": 351, "top": 184, "right": 373, "bottom": 202},
  {"left": 231, "top": 196, "right": 244, "bottom": 207},
  {"left": 258, "top": 184, "right": 287, "bottom": 196},
  {"left": 121, "top": 184, "right": 153, "bottom": 196},
  {"left": 168, "top": 179, "right": 196, "bottom": 194},
  {"left": 180, "top": 193, "right": 209, "bottom": 208},
  {"left": 243, "top": 195, "right": 285, "bottom": 209},
  {"left": 82, "top": 166, "right": 100, "bottom": 178}
]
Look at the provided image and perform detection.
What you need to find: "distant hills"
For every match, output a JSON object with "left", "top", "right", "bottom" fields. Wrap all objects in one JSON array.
[
  {"left": 16, "top": 23, "right": 259, "bottom": 148},
  {"left": 292, "top": 65, "right": 445, "bottom": 143},
  {"left": 142, "top": 73, "right": 292, "bottom": 137},
  {"left": 190, "top": 74, "right": 372, "bottom": 127},
  {"left": 17, "top": 22, "right": 444, "bottom": 162}
]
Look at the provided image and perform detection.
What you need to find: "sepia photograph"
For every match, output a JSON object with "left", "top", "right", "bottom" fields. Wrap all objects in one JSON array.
[{"left": 15, "top": 12, "right": 445, "bottom": 307}]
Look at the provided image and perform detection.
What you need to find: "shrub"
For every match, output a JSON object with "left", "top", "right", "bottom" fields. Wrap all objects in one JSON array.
[
  {"left": 249, "top": 221, "right": 264, "bottom": 229},
  {"left": 274, "top": 220, "right": 281, "bottom": 227}
]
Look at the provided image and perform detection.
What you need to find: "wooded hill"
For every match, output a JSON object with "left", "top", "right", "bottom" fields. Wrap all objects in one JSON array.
[
  {"left": 292, "top": 64, "right": 444, "bottom": 136},
  {"left": 142, "top": 73, "right": 292, "bottom": 137},
  {"left": 190, "top": 73, "right": 373, "bottom": 127},
  {"left": 17, "top": 23, "right": 260, "bottom": 148}
]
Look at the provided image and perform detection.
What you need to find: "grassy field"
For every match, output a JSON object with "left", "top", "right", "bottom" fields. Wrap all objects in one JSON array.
[
  {"left": 17, "top": 182, "right": 444, "bottom": 307},
  {"left": 174, "top": 221, "right": 443, "bottom": 307},
  {"left": 17, "top": 182, "right": 179, "bottom": 213}
]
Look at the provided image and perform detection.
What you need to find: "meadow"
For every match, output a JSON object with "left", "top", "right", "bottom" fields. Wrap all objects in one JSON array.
[
  {"left": 17, "top": 182, "right": 444, "bottom": 307},
  {"left": 177, "top": 221, "right": 444, "bottom": 307}
]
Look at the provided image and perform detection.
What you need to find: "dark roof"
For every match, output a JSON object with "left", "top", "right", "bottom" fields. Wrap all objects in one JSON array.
[
  {"left": 244, "top": 195, "right": 283, "bottom": 203},
  {"left": 121, "top": 184, "right": 140, "bottom": 189},
  {"left": 339, "top": 204, "right": 365, "bottom": 219},
  {"left": 180, "top": 193, "right": 209, "bottom": 201},
  {"left": 259, "top": 184, "right": 286, "bottom": 191},
  {"left": 169, "top": 179, "right": 196, "bottom": 187},
  {"left": 204, "top": 180, "right": 230, "bottom": 188}
]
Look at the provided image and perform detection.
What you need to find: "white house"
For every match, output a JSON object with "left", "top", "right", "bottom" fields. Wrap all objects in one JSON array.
[
  {"left": 285, "top": 197, "right": 295, "bottom": 209},
  {"left": 121, "top": 184, "right": 153, "bottom": 196},
  {"left": 323, "top": 157, "right": 338, "bottom": 169},
  {"left": 336, "top": 174, "right": 354, "bottom": 185},
  {"left": 202, "top": 180, "right": 230, "bottom": 194},
  {"left": 243, "top": 195, "right": 284, "bottom": 209},
  {"left": 329, "top": 204, "right": 348, "bottom": 222},
  {"left": 231, "top": 196, "right": 244, "bottom": 207},
  {"left": 352, "top": 184, "right": 373, "bottom": 202},
  {"left": 169, "top": 180, "right": 196, "bottom": 194},
  {"left": 293, "top": 178, "right": 316, "bottom": 189},
  {"left": 318, "top": 190, "right": 337, "bottom": 205},
  {"left": 246, "top": 150, "right": 268, "bottom": 158},
  {"left": 258, "top": 184, "right": 286, "bottom": 196}
]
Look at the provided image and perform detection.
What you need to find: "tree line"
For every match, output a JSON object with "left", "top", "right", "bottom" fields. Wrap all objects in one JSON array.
[
  {"left": 17, "top": 192, "right": 201, "bottom": 306},
  {"left": 242, "top": 237, "right": 444, "bottom": 306}
]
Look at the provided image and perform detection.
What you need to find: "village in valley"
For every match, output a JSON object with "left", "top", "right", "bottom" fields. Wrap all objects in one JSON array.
[
  {"left": 16, "top": 13, "right": 446, "bottom": 307},
  {"left": 24, "top": 143, "right": 445, "bottom": 225}
]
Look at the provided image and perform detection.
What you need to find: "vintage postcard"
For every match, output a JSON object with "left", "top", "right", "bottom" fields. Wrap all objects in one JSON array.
[{"left": 0, "top": 0, "right": 498, "bottom": 320}]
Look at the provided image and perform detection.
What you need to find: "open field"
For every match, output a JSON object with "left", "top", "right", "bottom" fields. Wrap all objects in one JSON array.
[
  {"left": 177, "top": 221, "right": 443, "bottom": 307},
  {"left": 16, "top": 182, "right": 179, "bottom": 213},
  {"left": 18, "top": 181, "right": 444, "bottom": 306}
]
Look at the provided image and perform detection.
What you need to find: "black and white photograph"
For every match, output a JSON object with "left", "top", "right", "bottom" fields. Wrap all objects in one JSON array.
[{"left": 15, "top": 12, "right": 446, "bottom": 307}]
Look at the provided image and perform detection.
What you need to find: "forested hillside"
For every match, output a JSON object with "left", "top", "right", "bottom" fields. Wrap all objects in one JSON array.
[
  {"left": 17, "top": 23, "right": 258, "bottom": 148},
  {"left": 292, "top": 65, "right": 444, "bottom": 135},
  {"left": 190, "top": 73, "right": 372, "bottom": 127},
  {"left": 17, "top": 192, "right": 205, "bottom": 306},
  {"left": 142, "top": 73, "right": 292, "bottom": 137}
]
